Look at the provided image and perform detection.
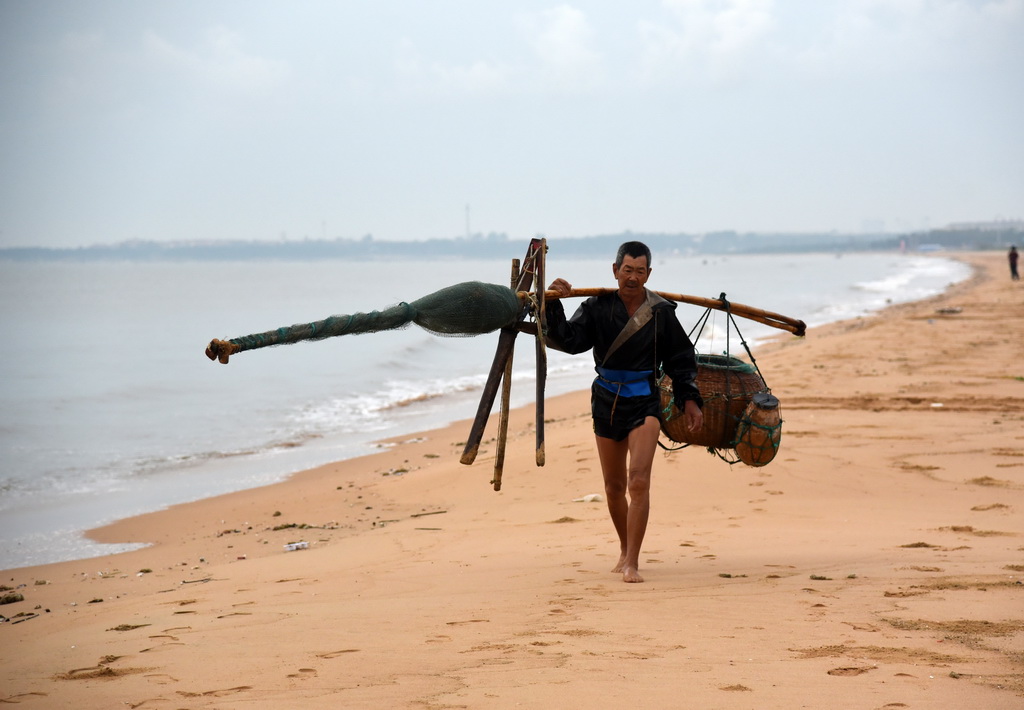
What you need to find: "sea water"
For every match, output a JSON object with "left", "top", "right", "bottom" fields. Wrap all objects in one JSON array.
[{"left": 0, "top": 250, "right": 970, "bottom": 570}]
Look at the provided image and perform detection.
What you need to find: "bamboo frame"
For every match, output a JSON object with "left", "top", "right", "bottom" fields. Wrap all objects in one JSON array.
[
  {"left": 537, "top": 288, "right": 806, "bottom": 336},
  {"left": 460, "top": 238, "right": 547, "bottom": 478}
]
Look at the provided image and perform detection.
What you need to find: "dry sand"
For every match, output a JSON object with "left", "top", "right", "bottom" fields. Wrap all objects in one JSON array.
[{"left": 2, "top": 251, "right": 1022, "bottom": 709}]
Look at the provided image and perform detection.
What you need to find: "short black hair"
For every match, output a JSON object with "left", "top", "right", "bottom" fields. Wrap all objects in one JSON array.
[{"left": 615, "top": 241, "right": 652, "bottom": 268}]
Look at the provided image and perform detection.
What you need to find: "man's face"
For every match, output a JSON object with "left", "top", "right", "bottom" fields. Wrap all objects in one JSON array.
[{"left": 612, "top": 254, "right": 651, "bottom": 296}]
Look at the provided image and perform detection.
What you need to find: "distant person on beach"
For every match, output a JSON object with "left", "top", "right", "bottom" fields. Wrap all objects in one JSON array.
[
  {"left": 1010, "top": 246, "right": 1019, "bottom": 281},
  {"left": 545, "top": 241, "right": 704, "bottom": 583}
]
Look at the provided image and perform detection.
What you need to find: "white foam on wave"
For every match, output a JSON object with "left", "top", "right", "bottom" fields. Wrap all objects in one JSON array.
[
  {"left": 854, "top": 257, "right": 966, "bottom": 296},
  {"left": 831, "top": 256, "right": 970, "bottom": 321},
  {"left": 287, "top": 371, "right": 491, "bottom": 435}
]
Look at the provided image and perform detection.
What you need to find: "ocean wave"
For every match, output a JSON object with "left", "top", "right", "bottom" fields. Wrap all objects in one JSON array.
[
  {"left": 289, "top": 372, "right": 490, "bottom": 431},
  {"left": 853, "top": 257, "right": 964, "bottom": 295},
  {"left": 0, "top": 458, "right": 127, "bottom": 510},
  {"left": 127, "top": 437, "right": 325, "bottom": 476}
]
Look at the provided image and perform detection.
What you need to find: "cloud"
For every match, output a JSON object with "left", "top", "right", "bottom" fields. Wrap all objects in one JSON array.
[
  {"left": 638, "top": 0, "right": 776, "bottom": 84},
  {"left": 144, "top": 27, "right": 289, "bottom": 98},
  {"left": 393, "top": 37, "right": 514, "bottom": 95},
  {"left": 795, "top": 0, "right": 1023, "bottom": 76},
  {"left": 393, "top": 5, "right": 602, "bottom": 96},
  {"left": 519, "top": 5, "right": 603, "bottom": 89},
  {"left": 634, "top": 0, "right": 1021, "bottom": 86}
]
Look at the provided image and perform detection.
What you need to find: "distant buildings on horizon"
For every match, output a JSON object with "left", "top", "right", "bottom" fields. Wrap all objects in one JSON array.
[{"left": 1, "top": 220, "right": 1020, "bottom": 261}]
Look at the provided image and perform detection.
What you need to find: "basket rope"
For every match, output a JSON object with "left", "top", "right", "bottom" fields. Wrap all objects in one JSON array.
[{"left": 658, "top": 294, "right": 773, "bottom": 462}]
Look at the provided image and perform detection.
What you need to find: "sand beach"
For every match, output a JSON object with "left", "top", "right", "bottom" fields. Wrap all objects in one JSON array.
[{"left": 1, "top": 251, "right": 1021, "bottom": 709}]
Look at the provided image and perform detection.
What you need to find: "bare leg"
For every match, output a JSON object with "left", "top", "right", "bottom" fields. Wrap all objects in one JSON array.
[
  {"left": 595, "top": 416, "right": 661, "bottom": 583},
  {"left": 595, "top": 434, "right": 629, "bottom": 572}
]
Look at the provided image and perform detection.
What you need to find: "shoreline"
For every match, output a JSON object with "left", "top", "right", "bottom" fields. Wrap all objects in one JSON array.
[
  {"left": 2, "top": 251, "right": 1021, "bottom": 708},
  {"left": 82, "top": 252, "right": 978, "bottom": 557},
  {"left": 0, "top": 251, "right": 970, "bottom": 572},
  {"left": 0, "top": 250, "right": 991, "bottom": 568}
]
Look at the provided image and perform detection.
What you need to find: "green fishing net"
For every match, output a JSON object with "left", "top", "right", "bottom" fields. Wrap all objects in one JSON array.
[{"left": 225, "top": 281, "right": 523, "bottom": 354}]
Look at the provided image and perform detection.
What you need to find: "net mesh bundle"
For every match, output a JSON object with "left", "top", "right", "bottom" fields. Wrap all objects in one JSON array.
[{"left": 227, "top": 281, "right": 523, "bottom": 354}]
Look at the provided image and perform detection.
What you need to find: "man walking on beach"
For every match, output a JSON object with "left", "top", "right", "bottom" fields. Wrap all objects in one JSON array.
[
  {"left": 1009, "top": 246, "right": 1019, "bottom": 281},
  {"left": 545, "top": 242, "right": 704, "bottom": 583}
]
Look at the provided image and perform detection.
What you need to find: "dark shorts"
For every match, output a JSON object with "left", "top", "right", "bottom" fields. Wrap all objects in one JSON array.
[{"left": 591, "top": 382, "right": 662, "bottom": 442}]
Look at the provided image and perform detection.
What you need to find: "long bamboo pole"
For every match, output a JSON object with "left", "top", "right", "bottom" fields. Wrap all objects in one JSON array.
[
  {"left": 492, "top": 258, "right": 520, "bottom": 491},
  {"left": 538, "top": 288, "right": 806, "bottom": 336},
  {"left": 534, "top": 239, "right": 547, "bottom": 467}
]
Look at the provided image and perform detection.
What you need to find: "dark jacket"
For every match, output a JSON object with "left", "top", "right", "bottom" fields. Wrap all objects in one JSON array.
[{"left": 545, "top": 290, "right": 703, "bottom": 407}]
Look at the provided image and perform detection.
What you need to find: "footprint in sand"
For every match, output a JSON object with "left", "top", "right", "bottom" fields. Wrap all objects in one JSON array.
[
  {"left": 144, "top": 673, "right": 179, "bottom": 685},
  {"left": 287, "top": 668, "right": 318, "bottom": 679},
  {"left": 842, "top": 622, "right": 879, "bottom": 633},
  {"left": 317, "top": 649, "right": 360, "bottom": 658},
  {"left": 140, "top": 642, "right": 187, "bottom": 653},
  {"left": 2, "top": 693, "right": 48, "bottom": 703},
  {"left": 60, "top": 666, "right": 141, "bottom": 680},
  {"left": 176, "top": 686, "right": 252, "bottom": 698},
  {"left": 126, "top": 698, "right": 174, "bottom": 709},
  {"left": 828, "top": 666, "right": 875, "bottom": 676}
]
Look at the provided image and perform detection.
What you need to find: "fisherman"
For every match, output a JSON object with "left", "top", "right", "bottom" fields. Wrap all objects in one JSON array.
[{"left": 546, "top": 241, "right": 704, "bottom": 583}]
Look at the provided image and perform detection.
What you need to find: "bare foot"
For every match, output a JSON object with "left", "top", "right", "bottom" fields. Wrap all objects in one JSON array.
[
  {"left": 621, "top": 566, "right": 644, "bottom": 583},
  {"left": 611, "top": 553, "right": 627, "bottom": 574}
]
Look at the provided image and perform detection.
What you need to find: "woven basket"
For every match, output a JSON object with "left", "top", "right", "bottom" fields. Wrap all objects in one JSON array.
[
  {"left": 659, "top": 354, "right": 767, "bottom": 448},
  {"left": 734, "top": 392, "right": 782, "bottom": 466}
]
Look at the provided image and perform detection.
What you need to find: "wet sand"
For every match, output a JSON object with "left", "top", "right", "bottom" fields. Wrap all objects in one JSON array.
[{"left": 1, "top": 251, "right": 1021, "bottom": 708}]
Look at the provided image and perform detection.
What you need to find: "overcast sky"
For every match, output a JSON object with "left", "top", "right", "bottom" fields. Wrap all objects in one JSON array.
[{"left": 1, "top": 0, "right": 1021, "bottom": 248}]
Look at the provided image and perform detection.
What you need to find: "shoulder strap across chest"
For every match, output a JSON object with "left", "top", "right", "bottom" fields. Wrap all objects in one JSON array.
[{"left": 601, "top": 290, "right": 667, "bottom": 366}]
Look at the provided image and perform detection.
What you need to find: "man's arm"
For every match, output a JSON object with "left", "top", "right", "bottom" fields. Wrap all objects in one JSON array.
[
  {"left": 660, "top": 308, "right": 704, "bottom": 410},
  {"left": 544, "top": 279, "right": 595, "bottom": 355}
]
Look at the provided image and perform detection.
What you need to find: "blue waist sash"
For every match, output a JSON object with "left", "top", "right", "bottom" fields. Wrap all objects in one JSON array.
[{"left": 594, "top": 367, "right": 653, "bottom": 397}]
